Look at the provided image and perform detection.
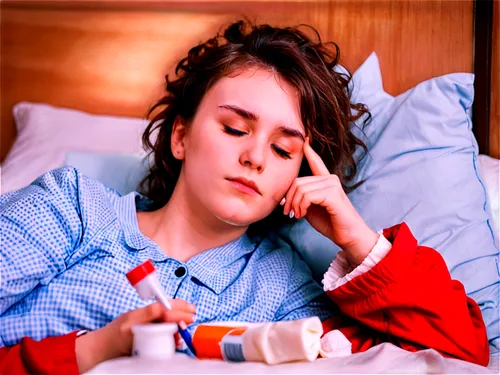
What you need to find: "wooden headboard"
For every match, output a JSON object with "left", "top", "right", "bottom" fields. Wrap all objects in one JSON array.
[{"left": 1, "top": 0, "right": 497, "bottom": 162}]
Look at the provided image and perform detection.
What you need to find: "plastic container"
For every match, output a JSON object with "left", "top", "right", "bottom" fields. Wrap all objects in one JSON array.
[{"left": 131, "top": 323, "right": 178, "bottom": 359}]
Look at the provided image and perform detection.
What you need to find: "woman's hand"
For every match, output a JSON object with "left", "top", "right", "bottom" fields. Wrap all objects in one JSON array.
[
  {"left": 282, "top": 138, "right": 379, "bottom": 266},
  {"left": 75, "top": 300, "right": 196, "bottom": 373}
]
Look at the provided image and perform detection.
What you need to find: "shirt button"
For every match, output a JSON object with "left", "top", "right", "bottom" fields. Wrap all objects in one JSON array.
[{"left": 174, "top": 266, "right": 186, "bottom": 278}]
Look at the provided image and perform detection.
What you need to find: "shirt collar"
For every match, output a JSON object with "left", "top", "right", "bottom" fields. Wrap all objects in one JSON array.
[
  {"left": 187, "top": 234, "right": 258, "bottom": 294},
  {"left": 115, "top": 192, "right": 152, "bottom": 251},
  {"left": 115, "top": 192, "right": 260, "bottom": 293}
]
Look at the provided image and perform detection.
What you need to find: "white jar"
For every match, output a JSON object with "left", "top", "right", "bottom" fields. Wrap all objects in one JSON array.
[{"left": 132, "top": 323, "right": 178, "bottom": 359}]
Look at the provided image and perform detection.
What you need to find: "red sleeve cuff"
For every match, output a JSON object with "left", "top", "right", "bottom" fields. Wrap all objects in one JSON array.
[
  {"left": 327, "top": 223, "right": 419, "bottom": 310},
  {"left": 20, "top": 331, "right": 80, "bottom": 375}
]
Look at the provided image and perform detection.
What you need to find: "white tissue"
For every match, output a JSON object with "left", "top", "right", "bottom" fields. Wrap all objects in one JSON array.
[{"left": 319, "top": 329, "right": 352, "bottom": 358}]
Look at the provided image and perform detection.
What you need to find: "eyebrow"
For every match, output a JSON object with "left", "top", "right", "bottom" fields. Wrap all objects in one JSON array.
[
  {"left": 276, "top": 126, "right": 305, "bottom": 142},
  {"left": 217, "top": 104, "right": 305, "bottom": 141},
  {"left": 218, "top": 104, "right": 259, "bottom": 122}
]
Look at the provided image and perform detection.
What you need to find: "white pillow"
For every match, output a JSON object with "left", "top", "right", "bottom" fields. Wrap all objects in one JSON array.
[{"left": 1, "top": 102, "right": 149, "bottom": 194}]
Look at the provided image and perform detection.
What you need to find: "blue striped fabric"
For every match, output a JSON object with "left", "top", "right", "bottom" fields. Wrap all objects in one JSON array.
[{"left": 0, "top": 166, "right": 337, "bottom": 349}]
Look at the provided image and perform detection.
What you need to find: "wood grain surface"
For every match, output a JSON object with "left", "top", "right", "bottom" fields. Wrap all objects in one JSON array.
[{"left": 0, "top": 0, "right": 475, "bottom": 161}]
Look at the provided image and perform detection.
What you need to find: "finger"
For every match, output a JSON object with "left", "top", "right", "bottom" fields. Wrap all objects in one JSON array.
[
  {"left": 290, "top": 180, "right": 332, "bottom": 219},
  {"left": 293, "top": 180, "right": 333, "bottom": 219},
  {"left": 300, "top": 187, "right": 333, "bottom": 213},
  {"left": 133, "top": 301, "right": 193, "bottom": 323},
  {"left": 298, "top": 181, "right": 344, "bottom": 219},
  {"left": 169, "top": 299, "right": 197, "bottom": 314},
  {"left": 137, "top": 302, "right": 170, "bottom": 322},
  {"left": 141, "top": 301, "right": 196, "bottom": 324},
  {"left": 161, "top": 310, "right": 195, "bottom": 324},
  {"left": 174, "top": 332, "right": 182, "bottom": 349},
  {"left": 303, "top": 138, "right": 330, "bottom": 177},
  {"left": 118, "top": 302, "right": 167, "bottom": 334},
  {"left": 127, "top": 303, "right": 196, "bottom": 328},
  {"left": 298, "top": 195, "right": 314, "bottom": 221},
  {"left": 283, "top": 181, "right": 298, "bottom": 216},
  {"left": 283, "top": 176, "right": 329, "bottom": 215}
]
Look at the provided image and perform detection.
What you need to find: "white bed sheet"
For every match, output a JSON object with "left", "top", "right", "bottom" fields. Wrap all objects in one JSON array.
[{"left": 87, "top": 343, "right": 496, "bottom": 374}]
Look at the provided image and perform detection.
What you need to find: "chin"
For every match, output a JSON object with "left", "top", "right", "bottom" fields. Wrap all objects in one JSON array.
[
  {"left": 214, "top": 211, "right": 254, "bottom": 227},
  {"left": 214, "top": 208, "right": 265, "bottom": 228}
]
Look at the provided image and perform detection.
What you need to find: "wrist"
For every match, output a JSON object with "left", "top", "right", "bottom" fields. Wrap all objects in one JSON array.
[
  {"left": 342, "top": 228, "right": 379, "bottom": 267},
  {"left": 75, "top": 329, "right": 111, "bottom": 373}
]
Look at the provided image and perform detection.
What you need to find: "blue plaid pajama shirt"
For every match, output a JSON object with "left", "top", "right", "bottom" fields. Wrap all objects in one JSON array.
[{"left": 0, "top": 166, "right": 337, "bottom": 349}]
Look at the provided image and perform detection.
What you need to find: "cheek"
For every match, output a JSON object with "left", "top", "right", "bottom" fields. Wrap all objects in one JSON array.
[
  {"left": 266, "top": 162, "right": 301, "bottom": 201},
  {"left": 186, "top": 126, "right": 226, "bottom": 168}
]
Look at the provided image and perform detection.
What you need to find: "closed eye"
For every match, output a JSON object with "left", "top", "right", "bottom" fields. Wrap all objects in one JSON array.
[
  {"left": 224, "top": 125, "right": 291, "bottom": 159},
  {"left": 223, "top": 125, "right": 247, "bottom": 136},
  {"left": 272, "top": 145, "right": 291, "bottom": 159}
]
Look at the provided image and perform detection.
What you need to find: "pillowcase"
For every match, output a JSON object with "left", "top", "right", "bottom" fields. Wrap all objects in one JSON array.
[
  {"left": 281, "top": 53, "right": 499, "bottom": 349},
  {"left": 64, "top": 151, "right": 149, "bottom": 195},
  {"left": 478, "top": 154, "right": 500, "bottom": 249},
  {"left": 1, "top": 102, "right": 149, "bottom": 193}
]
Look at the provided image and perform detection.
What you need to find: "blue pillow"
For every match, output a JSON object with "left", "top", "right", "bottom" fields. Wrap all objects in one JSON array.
[
  {"left": 64, "top": 151, "right": 147, "bottom": 195},
  {"left": 281, "top": 53, "right": 499, "bottom": 350}
]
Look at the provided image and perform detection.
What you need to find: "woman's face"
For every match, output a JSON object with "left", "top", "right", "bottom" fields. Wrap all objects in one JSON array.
[{"left": 173, "top": 67, "right": 305, "bottom": 226}]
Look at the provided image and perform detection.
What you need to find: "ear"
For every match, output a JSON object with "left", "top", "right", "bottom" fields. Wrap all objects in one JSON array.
[{"left": 171, "top": 116, "right": 189, "bottom": 160}]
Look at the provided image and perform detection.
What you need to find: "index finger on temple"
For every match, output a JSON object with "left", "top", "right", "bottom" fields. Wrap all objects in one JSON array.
[{"left": 303, "top": 137, "right": 330, "bottom": 176}]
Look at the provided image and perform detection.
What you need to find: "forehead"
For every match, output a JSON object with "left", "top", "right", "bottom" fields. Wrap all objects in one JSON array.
[{"left": 202, "top": 67, "right": 304, "bottom": 131}]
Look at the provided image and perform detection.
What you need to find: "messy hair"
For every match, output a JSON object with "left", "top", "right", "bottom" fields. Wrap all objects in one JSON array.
[{"left": 140, "top": 20, "right": 370, "bottom": 230}]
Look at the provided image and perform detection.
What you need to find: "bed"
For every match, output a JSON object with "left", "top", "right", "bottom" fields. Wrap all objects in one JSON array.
[{"left": 1, "top": 0, "right": 499, "bottom": 373}]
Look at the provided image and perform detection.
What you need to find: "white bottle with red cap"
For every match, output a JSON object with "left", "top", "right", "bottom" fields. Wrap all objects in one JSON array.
[
  {"left": 127, "top": 260, "right": 170, "bottom": 305},
  {"left": 126, "top": 260, "right": 197, "bottom": 357}
]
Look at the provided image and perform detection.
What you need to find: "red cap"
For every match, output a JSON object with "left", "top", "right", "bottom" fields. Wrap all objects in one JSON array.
[{"left": 126, "top": 260, "right": 156, "bottom": 286}]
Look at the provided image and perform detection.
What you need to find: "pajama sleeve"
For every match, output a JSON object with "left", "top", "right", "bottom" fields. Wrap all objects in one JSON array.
[
  {"left": 0, "top": 332, "right": 79, "bottom": 375},
  {"left": 320, "top": 223, "right": 489, "bottom": 366}
]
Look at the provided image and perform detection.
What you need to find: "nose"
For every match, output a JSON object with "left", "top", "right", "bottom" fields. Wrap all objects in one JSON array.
[{"left": 239, "top": 140, "right": 266, "bottom": 173}]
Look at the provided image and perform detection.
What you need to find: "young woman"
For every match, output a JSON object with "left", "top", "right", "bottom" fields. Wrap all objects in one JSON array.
[{"left": 0, "top": 20, "right": 489, "bottom": 374}]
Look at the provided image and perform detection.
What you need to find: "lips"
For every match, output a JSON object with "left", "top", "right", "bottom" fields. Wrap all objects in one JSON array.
[{"left": 227, "top": 177, "right": 261, "bottom": 195}]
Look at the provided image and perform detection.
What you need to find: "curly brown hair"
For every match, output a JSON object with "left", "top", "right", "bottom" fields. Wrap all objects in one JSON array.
[{"left": 140, "top": 20, "right": 370, "bottom": 231}]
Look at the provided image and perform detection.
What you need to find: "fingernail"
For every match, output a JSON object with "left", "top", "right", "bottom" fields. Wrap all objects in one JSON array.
[
  {"left": 289, "top": 209, "right": 295, "bottom": 219},
  {"left": 279, "top": 197, "right": 286, "bottom": 206}
]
